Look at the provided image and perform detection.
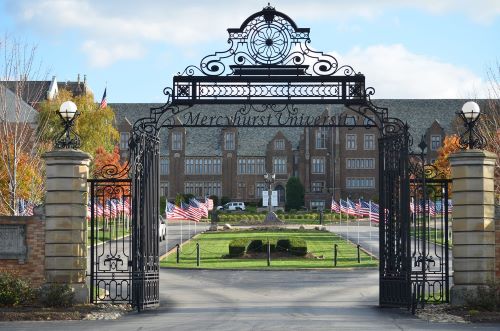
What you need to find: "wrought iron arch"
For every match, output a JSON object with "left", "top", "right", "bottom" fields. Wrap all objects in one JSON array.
[{"left": 123, "top": 4, "right": 429, "bottom": 312}]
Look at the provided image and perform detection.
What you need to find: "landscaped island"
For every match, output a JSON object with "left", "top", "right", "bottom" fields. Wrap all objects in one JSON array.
[{"left": 160, "top": 228, "right": 378, "bottom": 269}]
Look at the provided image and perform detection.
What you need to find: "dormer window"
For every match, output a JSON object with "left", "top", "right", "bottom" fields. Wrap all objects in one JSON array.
[
  {"left": 431, "top": 135, "right": 442, "bottom": 151},
  {"left": 275, "top": 139, "right": 284, "bottom": 150},
  {"left": 225, "top": 132, "right": 235, "bottom": 150},
  {"left": 172, "top": 132, "right": 183, "bottom": 150}
]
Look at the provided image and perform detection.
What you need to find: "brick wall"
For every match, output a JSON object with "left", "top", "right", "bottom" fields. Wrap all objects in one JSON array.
[{"left": 0, "top": 215, "right": 45, "bottom": 287}]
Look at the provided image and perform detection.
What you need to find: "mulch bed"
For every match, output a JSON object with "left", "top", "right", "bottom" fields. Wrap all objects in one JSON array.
[
  {"left": 446, "top": 306, "right": 500, "bottom": 323},
  {"left": 0, "top": 304, "right": 132, "bottom": 321}
]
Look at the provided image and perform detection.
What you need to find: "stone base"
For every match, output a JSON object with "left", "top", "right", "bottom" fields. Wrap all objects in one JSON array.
[
  {"left": 263, "top": 212, "right": 283, "bottom": 225},
  {"left": 208, "top": 224, "right": 218, "bottom": 231},
  {"left": 450, "top": 284, "right": 484, "bottom": 306},
  {"left": 71, "top": 283, "right": 89, "bottom": 304}
]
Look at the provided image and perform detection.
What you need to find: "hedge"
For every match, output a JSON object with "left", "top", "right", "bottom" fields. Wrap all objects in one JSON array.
[{"left": 227, "top": 237, "right": 308, "bottom": 257}]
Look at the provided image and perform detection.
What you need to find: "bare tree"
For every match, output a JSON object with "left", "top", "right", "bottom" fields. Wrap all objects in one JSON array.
[
  {"left": 477, "top": 63, "right": 500, "bottom": 203},
  {"left": 0, "top": 36, "right": 48, "bottom": 215}
]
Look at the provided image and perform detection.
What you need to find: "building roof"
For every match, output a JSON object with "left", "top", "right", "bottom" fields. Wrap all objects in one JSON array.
[
  {"left": 110, "top": 99, "right": 480, "bottom": 156},
  {"left": 0, "top": 85, "right": 38, "bottom": 124}
]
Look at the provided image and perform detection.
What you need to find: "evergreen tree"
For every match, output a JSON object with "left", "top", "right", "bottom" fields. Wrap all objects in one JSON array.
[{"left": 285, "top": 176, "right": 304, "bottom": 211}]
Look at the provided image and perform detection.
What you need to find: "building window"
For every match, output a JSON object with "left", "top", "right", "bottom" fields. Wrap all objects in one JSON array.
[
  {"left": 311, "top": 157, "right": 325, "bottom": 174},
  {"left": 120, "top": 132, "right": 130, "bottom": 150},
  {"left": 225, "top": 132, "right": 235, "bottom": 150},
  {"left": 273, "top": 157, "right": 287, "bottom": 174},
  {"left": 185, "top": 158, "right": 222, "bottom": 175},
  {"left": 310, "top": 200, "right": 325, "bottom": 210},
  {"left": 172, "top": 132, "right": 182, "bottom": 150},
  {"left": 364, "top": 134, "right": 375, "bottom": 150},
  {"left": 160, "top": 157, "right": 169, "bottom": 175},
  {"left": 346, "top": 177, "right": 375, "bottom": 189},
  {"left": 345, "top": 116, "right": 356, "bottom": 126},
  {"left": 160, "top": 182, "right": 169, "bottom": 197},
  {"left": 237, "top": 158, "right": 265, "bottom": 174},
  {"left": 275, "top": 139, "right": 285, "bottom": 150},
  {"left": 346, "top": 158, "right": 375, "bottom": 169},
  {"left": 311, "top": 181, "right": 324, "bottom": 193},
  {"left": 315, "top": 128, "right": 328, "bottom": 149},
  {"left": 184, "top": 181, "right": 222, "bottom": 197},
  {"left": 431, "top": 135, "right": 442, "bottom": 151},
  {"left": 237, "top": 182, "right": 246, "bottom": 199},
  {"left": 255, "top": 182, "right": 266, "bottom": 198},
  {"left": 363, "top": 116, "right": 375, "bottom": 126},
  {"left": 346, "top": 134, "right": 357, "bottom": 150}
]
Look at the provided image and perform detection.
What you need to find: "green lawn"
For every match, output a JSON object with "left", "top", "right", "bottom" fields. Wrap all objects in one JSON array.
[
  {"left": 411, "top": 228, "right": 452, "bottom": 247},
  {"left": 88, "top": 220, "right": 130, "bottom": 243},
  {"left": 161, "top": 229, "right": 378, "bottom": 269}
]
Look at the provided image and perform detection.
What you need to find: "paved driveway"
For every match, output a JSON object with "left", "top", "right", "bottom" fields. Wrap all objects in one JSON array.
[{"left": 1, "top": 268, "right": 498, "bottom": 330}]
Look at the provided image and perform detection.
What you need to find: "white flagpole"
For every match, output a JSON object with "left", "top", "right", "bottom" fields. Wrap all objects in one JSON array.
[
  {"left": 189, "top": 219, "right": 191, "bottom": 239},
  {"left": 369, "top": 200, "right": 373, "bottom": 259},
  {"left": 180, "top": 219, "right": 183, "bottom": 251},
  {"left": 346, "top": 202, "right": 349, "bottom": 242}
]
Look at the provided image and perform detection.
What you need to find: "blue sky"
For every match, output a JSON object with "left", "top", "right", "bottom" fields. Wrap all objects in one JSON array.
[{"left": 0, "top": 0, "right": 499, "bottom": 102}]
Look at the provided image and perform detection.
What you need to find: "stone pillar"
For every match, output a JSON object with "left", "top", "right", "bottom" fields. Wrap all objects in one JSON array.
[
  {"left": 449, "top": 149, "right": 496, "bottom": 305},
  {"left": 43, "top": 149, "right": 91, "bottom": 304}
]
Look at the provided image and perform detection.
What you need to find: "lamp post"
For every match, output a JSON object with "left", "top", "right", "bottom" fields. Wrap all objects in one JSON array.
[
  {"left": 55, "top": 100, "right": 81, "bottom": 149},
  {"left": 457, "top": 101, "right": 486, "bottom": 150},
  {"left": 264, "top": 172, "right": 275, "bottom": 214}
]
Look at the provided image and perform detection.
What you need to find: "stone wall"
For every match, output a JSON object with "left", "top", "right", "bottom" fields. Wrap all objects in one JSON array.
[
  {"left": 496, "top": 205, "right": 500, "bottom": 281},
  {"left": 0, "top": 213, "right": 45, "bottom": 287}
]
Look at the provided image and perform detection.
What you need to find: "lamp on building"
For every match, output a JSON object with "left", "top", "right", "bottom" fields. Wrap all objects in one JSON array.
[
  {"left": 457, "top": 101, "right": 486, "bottom": 150},
  {"left": 55, "top": 100, "right": 81, "bottom": 149}
]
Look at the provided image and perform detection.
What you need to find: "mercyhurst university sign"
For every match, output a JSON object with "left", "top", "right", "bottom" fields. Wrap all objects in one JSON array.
[{"left": 162, "top": 108, "right": 377, "bottom": 128}]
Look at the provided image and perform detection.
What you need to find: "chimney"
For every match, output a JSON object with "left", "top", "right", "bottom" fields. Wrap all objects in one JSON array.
[{"left": 77, "top": 73, "right": 80, "bottom": 84}]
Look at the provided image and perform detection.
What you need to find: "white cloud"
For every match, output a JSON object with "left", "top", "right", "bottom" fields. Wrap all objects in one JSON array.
[
  {"left": 82, "top": 40, "right": 145, "bottom": 68},
  {"left": 332, "top": 44, "right": 489, "bottom": 98}
]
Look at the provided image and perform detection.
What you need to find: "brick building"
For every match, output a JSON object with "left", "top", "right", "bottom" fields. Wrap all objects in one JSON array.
[{"left": 112, "top": 99, "right": 469, "bottom": 209}]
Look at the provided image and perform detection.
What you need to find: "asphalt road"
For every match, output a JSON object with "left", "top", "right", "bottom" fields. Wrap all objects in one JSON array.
[{"left": 2, "top": 269, "right": 498, "bottom": 330}]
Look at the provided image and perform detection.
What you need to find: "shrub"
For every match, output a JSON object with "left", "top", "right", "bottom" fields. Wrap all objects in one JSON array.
[
  {"left": 277, "top": 239, "right": 291, "bottom": 251},
  {"left": 38, "top": 283, "right": 75, "bottom": 307},
  {"left": 220, "top": 196, "right": 231, "bottom": 205},
  {"left": 228, "top": 239, "right": 249, "bottom": 257},
  {"left": 247, "top": 239, "right": 264, "bottom": 252},
  {"left": 288, "top": 238, "right": 307, "bottom": 256},
  {"left": 0, "top": 272, "right": 35, "bottom": 306}
]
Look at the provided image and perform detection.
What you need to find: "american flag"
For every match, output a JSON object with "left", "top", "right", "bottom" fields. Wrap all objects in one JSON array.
[
  {"left": 448, "top": 199, "right": 453, "bottom": 213},
  {"left": 331, "top": 198, "right": 340, "bottom": 213},
  {"left": 358, "top": 199, "right": 371, "bottom": 216},
  {"left": 100, "top": 87, "right": 107, "bottom": 109},
  {"left": 340, "top": 199, "right": 357, "bottom": 216},
  {"left": 369, "top": 201, "right": 379, "bottom": 223},
  {"left": 183, "top": 201, "right": 202, "bottom": 222},
  {"left": 166, "top": 202, "right": 188, "bottom": 220},
  {"left": 428, "top": 200, "right": 436, "bottom": 217},
  {"left": 347, "top": 198, "right": 360, "bottom": 216},
  {"left": 191, "top": 198, "right": 208, "bottom": 218},
  {"left": 205, "top": 197, "right": 214, "bottom": 211}
]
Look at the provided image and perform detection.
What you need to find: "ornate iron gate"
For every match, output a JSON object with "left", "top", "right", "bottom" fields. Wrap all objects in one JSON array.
[
  {"left": 409, "top": 141, "right": 451, "bottom": 312},
  {"left": 379, "top": 127, "right": 412, "bottom": 307},
  {"left": 130, "top": 132, "right": 160, "bottom": 311},
  {"left": 88, "top": 174, "right": 132, "bottom": 304},
  {"left": 98, "top": 4, "right": 451, "bottom": 312}
]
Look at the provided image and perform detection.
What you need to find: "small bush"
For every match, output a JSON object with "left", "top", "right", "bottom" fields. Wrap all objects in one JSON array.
[
  {"left": 277, "top": 239, "right": 291, "bottom": 251},
  {"left": 247, "top": 239, "right": 264, "bottom": 253},
  {"left": 288, "top": 238, "right": 307, "bottom": 256},
  {"left": 38, "top": 283, "right": 75, "bottom": 307},
  {"left": 228, "top": 239, "right": 249, "bottom": 257},
  {"left": 0, "top": 272, "right": 35, "bottom": 306}
]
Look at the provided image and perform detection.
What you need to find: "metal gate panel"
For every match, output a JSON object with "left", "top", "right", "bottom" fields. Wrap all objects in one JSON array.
[
  {"left": 379, "top": 130, "right": 412, "bottom": 308},
  {"left": 130, "top": 132, "right": 160, "bottom": 311},
  {"left": 409, "top": 156, "right": 451, "bottom": 311},
  {"left": 89, "top": 178, "right": 132, "bottom": 304}
]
